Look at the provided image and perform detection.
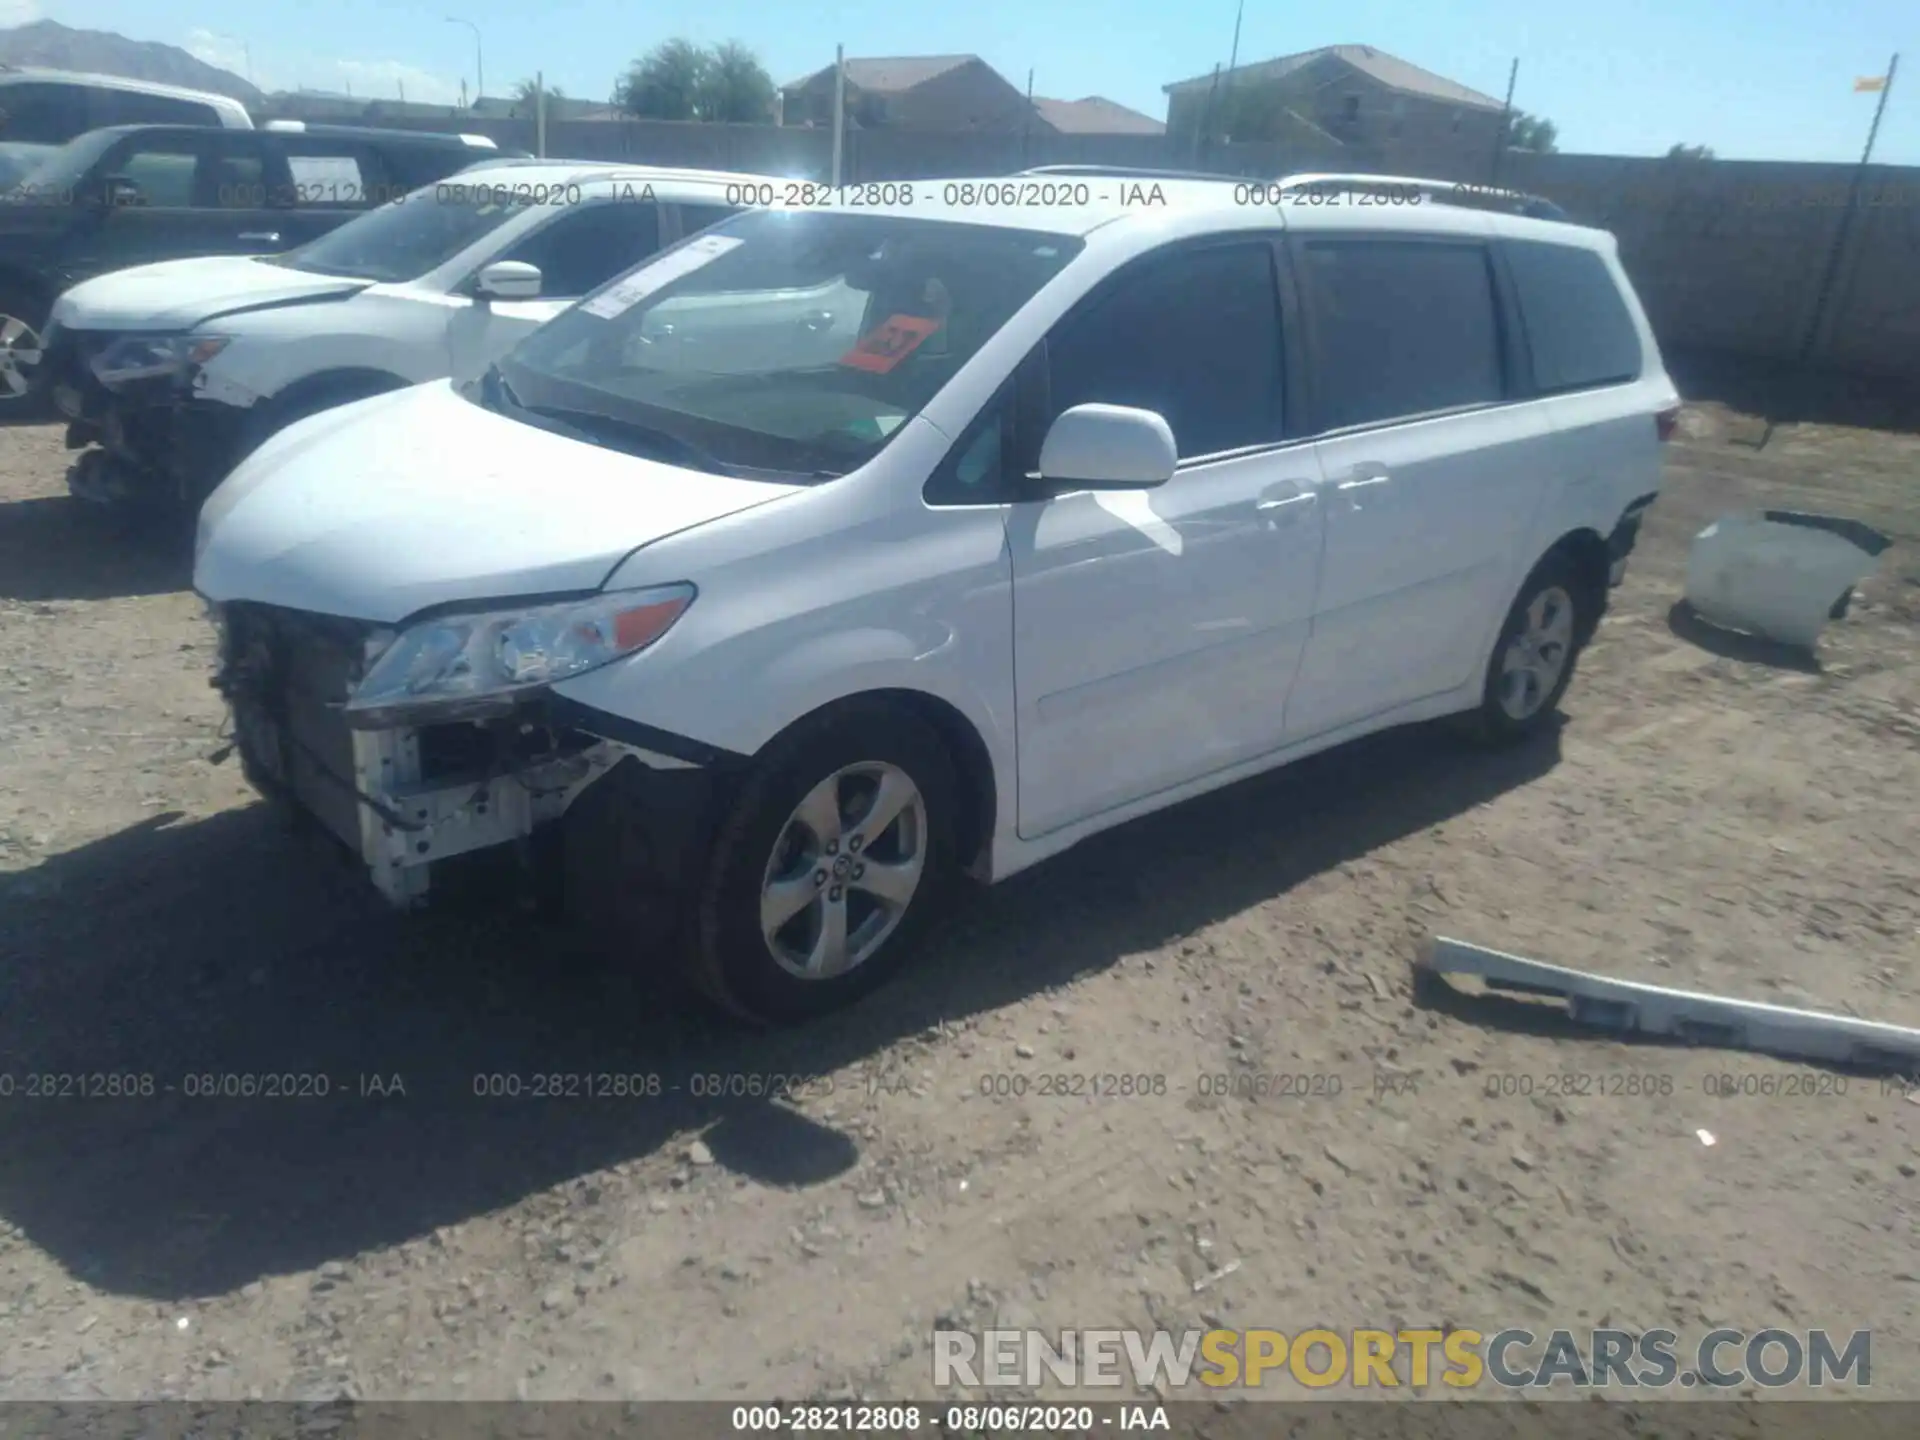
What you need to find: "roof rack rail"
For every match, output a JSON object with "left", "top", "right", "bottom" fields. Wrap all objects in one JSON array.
[
  {"left": 1273, "top": 172, "right": 1570, "bottom": 222},
  {"left": 1018, "top": 164, "right": 1244, "bottom": 183}
]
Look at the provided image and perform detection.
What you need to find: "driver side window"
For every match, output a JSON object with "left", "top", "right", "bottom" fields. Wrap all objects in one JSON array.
[
  {"left": 98, "top": 135, "right": 207, "bottom": 208},
  {"left": 1045, "top": 241, "right": 1285, "bottom": 460},
  {"left": 495, "top": 202, "right": 662, "bottom": 298}
]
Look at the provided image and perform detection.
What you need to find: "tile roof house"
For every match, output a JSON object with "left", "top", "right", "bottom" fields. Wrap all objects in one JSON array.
[
  {"left": 781, "top": 54, "right": 1036, "bottom": 133},
  {"left": 1029, "top": 95, "right": 1165, "bottom": 136},
  {"left": 1163, "top": 43, "right": 1504, "bottom": 152}
]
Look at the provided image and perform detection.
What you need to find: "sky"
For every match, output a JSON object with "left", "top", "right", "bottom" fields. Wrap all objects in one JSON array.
[{"left": 20, "top": 0, "right": 1920, "bottom": 165}]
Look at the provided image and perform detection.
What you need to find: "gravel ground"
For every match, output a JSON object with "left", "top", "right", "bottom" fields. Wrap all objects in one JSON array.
[{"left": 1, "top": 400, "right": 1917, "bottom": 1407}]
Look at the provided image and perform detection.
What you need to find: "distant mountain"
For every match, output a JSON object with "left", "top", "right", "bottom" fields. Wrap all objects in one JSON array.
[{"left": 0, "top": 19, "right": 262, "bottom": 106}]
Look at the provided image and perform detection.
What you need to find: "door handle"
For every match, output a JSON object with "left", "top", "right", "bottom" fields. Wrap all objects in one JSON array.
[
  {"left": 1337, "top": 466, "right": 1390, "bottom": 491},
  {"left": 798, "top": 310, "right": 835, "bottom": 331},
  {"left": 1256, "top": 492, "right": 1315, "bottom": 512},
  {"left": 237, "top": 231, "right": 280, "bottom": 243}
]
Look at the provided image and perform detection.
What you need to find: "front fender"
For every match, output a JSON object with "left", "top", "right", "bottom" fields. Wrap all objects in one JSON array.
[{"left": 549, "top": 497, "right": 1017, "bottom": 808}]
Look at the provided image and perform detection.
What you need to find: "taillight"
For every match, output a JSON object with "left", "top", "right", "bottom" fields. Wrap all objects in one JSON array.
[{"left": 1656, "top": 405, "right": 1681, "bottom": 443}]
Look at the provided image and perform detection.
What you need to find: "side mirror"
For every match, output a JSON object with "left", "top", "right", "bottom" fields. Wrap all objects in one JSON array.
[
  {"left": 1037, "top": 403, "right": 1177, "bottom": 490},
  {"left": 474, "top": 260, "right": 542, "bottom": 300},
  {"left": 98, "top": 174, "right": 144, "bottom": 208}
]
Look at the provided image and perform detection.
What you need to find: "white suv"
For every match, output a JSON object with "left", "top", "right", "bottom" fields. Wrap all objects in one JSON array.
[
  {"left": 46, "top": 161, "right": 763, "bottom": 510},
  {"left": 192, "top": 174, "right": 1679, "bottom": 1023}
]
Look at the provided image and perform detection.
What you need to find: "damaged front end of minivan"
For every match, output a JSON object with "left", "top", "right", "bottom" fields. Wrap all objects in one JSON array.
[{"left": 205, "top": 587, "right": 729, "bottom": 911}]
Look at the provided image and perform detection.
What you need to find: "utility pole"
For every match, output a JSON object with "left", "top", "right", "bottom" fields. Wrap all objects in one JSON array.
[
  {"left": 535, "top": 70, "right": 547, "bottom": 157},
  {"left": 1218, "top": 0, "right": 1244, "bottom": 148},
  {"left": 1022, "top": 68, "right": 1034, "bottom": 168},
  {"left": 1797, "top": 52, "right": 1900, "bottom": 364},
  {"left": 831, "top": 43, "right": 846, "bottom": 185},
  {"left": 1198, "top": 62, "right": 1222, "bottom": 164},
  {"left": 1489, "top": 57, "right": 1519, "bottom": 184},
  {"left": 446, "top": 16, "right": 483, "bottom": 104}
]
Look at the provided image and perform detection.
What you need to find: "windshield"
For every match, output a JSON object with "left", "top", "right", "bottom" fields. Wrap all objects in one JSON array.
[
  {"left": 492, "top": 208, "right": 1082, "bottom": 478},
  {"left": 2, "top": 131, "right": 117, "bottom": 202},
  {"left": 262, "top": 185, "right": 534, "bottom": 283}
]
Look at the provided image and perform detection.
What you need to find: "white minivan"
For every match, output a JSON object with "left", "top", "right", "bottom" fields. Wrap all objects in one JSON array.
[{"left": 192, "top": 174, "right": 1679, "bottom": 1023}]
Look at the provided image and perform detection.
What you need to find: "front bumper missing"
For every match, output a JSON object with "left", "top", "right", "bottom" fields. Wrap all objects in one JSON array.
[
  {"left": 215, "top": 602, "right": 649, "bottom": 907},
  {"left": 289, "top": 721, "right": 628, "bottom": 906},
  {"left": 52, "top": 330, "right": 251, "bottom": 510}
]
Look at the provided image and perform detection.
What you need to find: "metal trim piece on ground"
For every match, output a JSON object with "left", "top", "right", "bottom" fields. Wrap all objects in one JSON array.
[{"left": 1419, "top": 935, "right": 1920, "bottom": 1074}]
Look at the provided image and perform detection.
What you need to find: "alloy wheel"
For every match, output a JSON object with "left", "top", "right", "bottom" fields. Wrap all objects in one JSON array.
[
  {"left": 0, "top": 313, "right": 43, "bottom": 400},
  {"left": 1497, "top": 584, "right": 1575, "bottom": 721},
  {"left": 759, "top": 762, "right": 928, "bottom": 980}
]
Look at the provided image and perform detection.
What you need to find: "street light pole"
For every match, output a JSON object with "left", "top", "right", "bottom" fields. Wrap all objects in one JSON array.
[{"left": 445, "top": 16, "right": 483, "bottom": 104}]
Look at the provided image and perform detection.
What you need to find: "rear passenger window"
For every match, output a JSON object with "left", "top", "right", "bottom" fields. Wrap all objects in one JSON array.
[
  {"left": 0, "top": 83, "right": 94, "bottom": 143},
  {"left": 1299, "top": 239, "right": 1504, "bottom": 430},
  {"left": 1045, "top": 242, "right": 1283, "bottom": 459},
  {"left": 1505, "top": 240, "right": 1642, "bottom": 393},
  {"left": 89, "top": 89, "right": 220, "bottom": 128},
  {"left": 277, "top": 139, "right": 387, "bottom": 207}
]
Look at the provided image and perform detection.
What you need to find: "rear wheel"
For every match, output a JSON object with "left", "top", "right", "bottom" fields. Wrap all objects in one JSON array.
[
  {"left": 1458, "top": 552, "right": 1590, "bottom": 745},
  {"left": 684, "top": 701, "right": 958, "bottom": 1024}
]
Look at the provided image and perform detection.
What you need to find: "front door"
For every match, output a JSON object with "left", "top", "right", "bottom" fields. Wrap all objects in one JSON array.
[
  {"left": 446, "top": 199, "right": 663, "bottom": 383},
  {"left": 1282, "top": 233, "right": 1557, "bottom": 741},
  {"left": 1008, "top": 237, "right": 1324, "bottom": 838},
  {"left": 65, "top": 130, "right": 285, "bottom": 282}
]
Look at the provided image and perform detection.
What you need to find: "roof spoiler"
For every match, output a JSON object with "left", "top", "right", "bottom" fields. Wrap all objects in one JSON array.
[{"left": 1273, "top": 172, "right": 1570, "bottom": 222}]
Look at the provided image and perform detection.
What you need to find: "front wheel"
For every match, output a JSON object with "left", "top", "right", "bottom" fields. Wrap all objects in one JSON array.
[
  {"left": 1459, "top": 553, "right": 1590, "bottom": 745},
  {"left": 0, "top": 286, "right": 52, "bottom": 418},
  {"left": 685, "top": 702, "right": 958, "bottom": 1024}
]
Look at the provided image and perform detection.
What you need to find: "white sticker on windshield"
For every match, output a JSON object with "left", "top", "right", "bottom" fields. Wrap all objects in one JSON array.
[{"left": 580, "top": 234, "right": 744, "bottom": 320}]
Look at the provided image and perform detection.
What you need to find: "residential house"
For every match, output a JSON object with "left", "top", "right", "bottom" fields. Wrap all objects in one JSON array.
[
  {"left": 1162, "top": 44, "right": 1504, "bottom": 156},
  {"left": 1029, "top": 95, "right": 1164, "bottom": 136},
  {"left": 780, "top": 54, "right": 1033, "bottom": 132}
]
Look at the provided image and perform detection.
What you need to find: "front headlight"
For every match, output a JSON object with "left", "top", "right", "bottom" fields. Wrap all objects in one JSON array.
[
  {"left": 343, "top": 584, "right": 696, "bottom": 728},
  {"left": 89, "top": 333, "right": 232, "bottom": 388}
]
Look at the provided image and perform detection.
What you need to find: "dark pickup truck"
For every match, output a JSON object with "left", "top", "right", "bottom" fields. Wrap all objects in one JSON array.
[{"left": 0, "top": 121, "right": 525, "bottom": 411}]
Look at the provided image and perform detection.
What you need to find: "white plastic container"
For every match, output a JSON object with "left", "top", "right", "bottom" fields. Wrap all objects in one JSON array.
[{"left": 1684, "top": 510, "right": 1890, "bottom": 650}]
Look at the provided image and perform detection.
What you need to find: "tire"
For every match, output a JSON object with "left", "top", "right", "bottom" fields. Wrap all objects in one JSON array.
[
  {"left": 685, "top": 700, "right": 959, "bottom": 1024},
  {"left": 1458, "top": 551, "right": 1591, "bottom": 746},
  {"left": 0, "top": 283, "right": 53, "bottom": 419}
]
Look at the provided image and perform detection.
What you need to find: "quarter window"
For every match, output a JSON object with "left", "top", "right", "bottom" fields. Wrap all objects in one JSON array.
[
  {"left": 1045, "top": 242, "right": 1285, "bottom": 460},
  {"left": 1298, "top": 239, "right": 1505, "bottom": 430},
  {"left": 1504, "top": 239, "right": 1643, "bottom": 393}
]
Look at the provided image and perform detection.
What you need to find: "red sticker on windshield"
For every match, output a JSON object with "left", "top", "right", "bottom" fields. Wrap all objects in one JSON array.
[{"left": 839, "top": 314, "right": 941, "bottom": 373}]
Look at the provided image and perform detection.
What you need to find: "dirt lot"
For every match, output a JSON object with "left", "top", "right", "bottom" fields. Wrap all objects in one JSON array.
[{"left": 1, "top": 395, "right": 1917, "bottom": 1410}]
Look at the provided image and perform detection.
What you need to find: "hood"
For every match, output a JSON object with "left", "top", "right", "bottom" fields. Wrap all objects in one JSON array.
[
  {"left": 51, "top": 255, "right": 370, "bottom": 332},
  {"left": 194, "top": 380, "right": 803, "bottom": 624}
]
